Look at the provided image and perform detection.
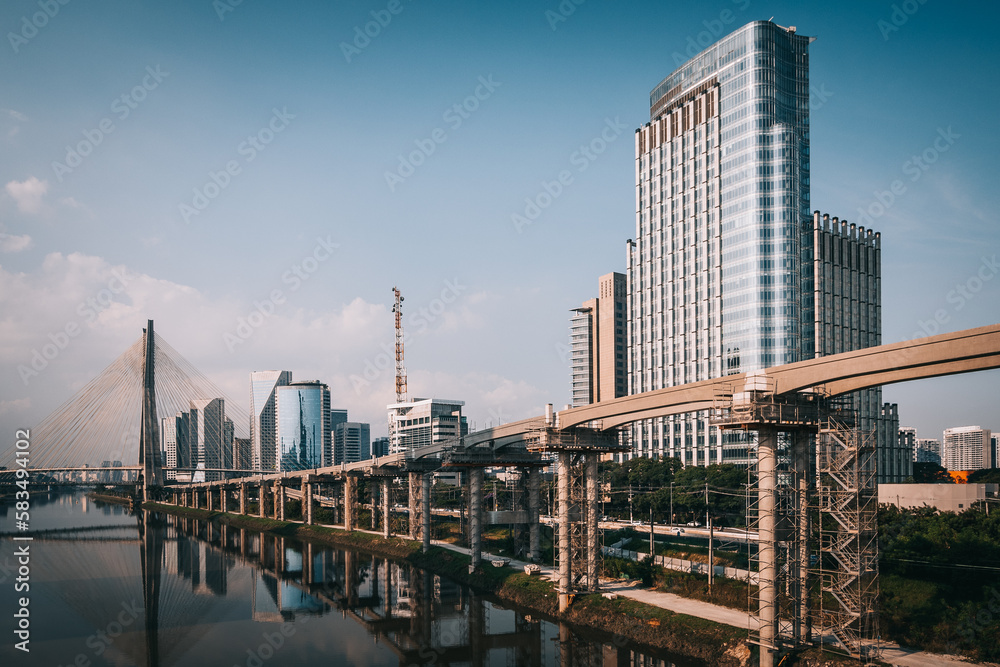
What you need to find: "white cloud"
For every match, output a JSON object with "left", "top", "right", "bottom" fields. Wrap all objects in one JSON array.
[
  {"left": 0, "top": 252, "right": 554, "bottom": 452},
  {"left": 0, "top": 397, "right": 31, "bottom": 415},
  {"left": 0, "top": 233, "right": 32, "bottom": 253},
  {"left": 5, "top": 176, "right": 49, "bottom": 214},
  {"left": 1, "top": 108, "right": 27, "bottom": 139},
  {"left": 2, "top": 109, "right": 28, "bottom": 123}
]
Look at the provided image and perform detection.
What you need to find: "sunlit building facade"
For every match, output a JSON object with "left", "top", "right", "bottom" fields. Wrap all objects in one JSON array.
[
  {"left": 626, "top": 21, "right": 906, "bottom": 482},
  {"left": 570, "top": 272, "right": 627, "bottom": 407},
  {"left": 943, "top": 426, "right": 994, "bottom": 471},
  {"left": 629, "top": 21, "right": 812, "bottom": 465},
  {"left": 250, "top": 370, "right": 292, "bottom": 471}
]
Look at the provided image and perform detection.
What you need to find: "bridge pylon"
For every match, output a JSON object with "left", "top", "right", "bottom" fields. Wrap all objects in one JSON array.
[{"left": 139, "top": 319, "right": 164, "bottom": 500}]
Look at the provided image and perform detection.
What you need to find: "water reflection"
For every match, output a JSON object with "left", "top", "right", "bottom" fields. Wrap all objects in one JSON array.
[{"left": 2, "top": 492, "right": 701, "bottom": 666}]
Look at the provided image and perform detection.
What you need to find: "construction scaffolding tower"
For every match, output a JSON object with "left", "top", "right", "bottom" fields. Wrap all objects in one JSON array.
[
  {"left": 815, "top": 410, "right": 881, "bottom": 661},
  {"left": 524, "top": 413, "right": 628, "bottom": 611},
  {"left": 712, "top": 373, "right": 881, "bottom": 666}
]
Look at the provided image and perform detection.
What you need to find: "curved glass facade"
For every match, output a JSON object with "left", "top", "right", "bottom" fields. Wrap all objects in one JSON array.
[
  {"left": 275, "top": 382, "right": 330, "bottom": 471},
  {"left": 630, "top": 21, "right": 811, "bottom": 464}
]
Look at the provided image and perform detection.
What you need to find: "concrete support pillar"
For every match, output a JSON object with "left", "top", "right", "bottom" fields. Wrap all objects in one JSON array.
[
  {"left": 469, "top": 468, "right": 483, "bottom": 572},
  {"left": 421, "top": 473, "right": 431, "bottom": 553},
  {"left": 239, "top": 484, "right": 247, "bottom": 514},
  {"left": 557, "top": 452, "right": 572, "bottom": 612},
  {"left": 258, "top": 485, "right": 266, "bottom": 518},
  {"left": 344, "top": 477, "right": 355, "bottom": 531},
  {"left": 276, "top": 483, "right": 285, "bottom": 521},
  {"left": 304, "top": 481, "right": 314, "bottom": 525},
  {"left": 382, "top": 478, "right": 391, "bottom": 539},
  {"left": 758, "top": 427, "right": 778, "bottom": 667},
  {"left": 794, "top": 431, "right": 812, "bottom": 645},
  {"left": 528, "top": 467, "right": 541, "bottom": 562},
  {"left": 207, "top": 488, "right": 214, "bottom": 511},
  {"left": 585, "top": 454, "right": 599, "bottom": 591},
  {"left": 408, "top": 473, "right": 421, "bottom": 540}
]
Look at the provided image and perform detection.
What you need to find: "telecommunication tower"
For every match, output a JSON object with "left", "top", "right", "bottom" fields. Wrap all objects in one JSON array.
[{"left": 392, "top": 287, "right": 407, "bottom": 403}]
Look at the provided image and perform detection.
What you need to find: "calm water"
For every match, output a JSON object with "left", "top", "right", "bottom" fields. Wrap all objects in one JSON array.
[{"left": 1, "top": 491, "right": 699, "bottom": 666}]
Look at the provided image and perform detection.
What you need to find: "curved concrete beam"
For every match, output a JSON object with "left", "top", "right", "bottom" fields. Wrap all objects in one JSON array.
[{"left": 557, "top": 323, "right": 1000, "bottom": 430}]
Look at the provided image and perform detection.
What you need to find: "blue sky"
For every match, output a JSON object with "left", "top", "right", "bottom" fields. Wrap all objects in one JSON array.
[{"left": 1, "top": 0, "right": 997, "bottom": 454}]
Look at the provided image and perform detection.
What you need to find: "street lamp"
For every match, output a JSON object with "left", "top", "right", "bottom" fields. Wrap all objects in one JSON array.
[{"left": 669, "top": 481, "right": 674, "bottom": 529}]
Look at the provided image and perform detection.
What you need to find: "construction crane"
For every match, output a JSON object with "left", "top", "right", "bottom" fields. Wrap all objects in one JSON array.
[{"left": 391, "top": 287, "right": 407, "bottom": 403}]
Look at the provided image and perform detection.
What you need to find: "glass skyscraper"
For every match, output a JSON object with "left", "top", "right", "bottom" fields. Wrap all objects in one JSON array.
[
  {"left": 275, "top": 381, "right": 330, "bottom": 471},
  {"left": 628, "top": 21, "right": 907, "bottom": 481},
  {"left": 250, "top": 370, "right": 292, "bottom": 471},
  {"left": 630, "top": 21, "right": 812, "bottom": 463}
]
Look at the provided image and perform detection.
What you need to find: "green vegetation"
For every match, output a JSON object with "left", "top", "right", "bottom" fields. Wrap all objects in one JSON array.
[
  {"left": 879, "top": 505, "right": 1000, "bottom": 661},
  {"left": 599, "top": 458, "right": 749, "bottom": 527}
]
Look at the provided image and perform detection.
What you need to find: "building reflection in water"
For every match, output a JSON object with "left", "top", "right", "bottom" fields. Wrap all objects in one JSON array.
[{"left": 31, "top": 499, "right": 697, "bottom": 667}]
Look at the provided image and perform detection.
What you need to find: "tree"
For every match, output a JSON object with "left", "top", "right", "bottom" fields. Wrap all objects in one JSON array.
[{"left": 912, "top": 462, "right": 953, "bottom": 484}]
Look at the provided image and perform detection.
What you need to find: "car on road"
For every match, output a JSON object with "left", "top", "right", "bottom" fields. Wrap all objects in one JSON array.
[{"left": 685, "top": 521, "right": 700, "bottom": 527}]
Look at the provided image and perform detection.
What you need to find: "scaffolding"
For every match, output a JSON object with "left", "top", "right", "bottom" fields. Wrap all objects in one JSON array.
[
  {"left": 711, "top": 377, "right": 820, "bottom": 666},
  {"left": 526, "top": 421, "right": 622, "bottom": 609},
  {"left": 712, "top": 376, "right": 881, "bottom": 665},
  {"left": 815, "top": 412, "right": 881, "bottom": 661}
]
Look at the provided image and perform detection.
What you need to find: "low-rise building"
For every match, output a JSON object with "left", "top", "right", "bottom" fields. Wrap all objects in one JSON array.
[{"left": 878, "top": 483, "right": 997, "bottom": 513}]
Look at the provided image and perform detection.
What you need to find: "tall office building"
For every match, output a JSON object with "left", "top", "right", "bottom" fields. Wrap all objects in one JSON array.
[
  {"left": 371, "top": 436, "right": 391, "bottom": 458},
  {"left": 942, "top": 426, "right": 994, "bottom": 471},
  {"left": 570, "top": 272, "right": 627, "bottom": 407},
  {"left": 627, "top": 21, "right": 904, "bottom": 481},
  {"left": 161, "top": 416, "right": 178, "bottom": 481},
  {"left": 184, "top": 398, "right": 231, "bottom": 482},
  {"left": 334, "top": 422, "right": 371, "bottom": 464},
  {"left": 329, "top": 408, "right": 348, "bottom": 466},
  {"left": 250, "top": 370, "right": 292, "bottom": 471},
  {"left": 629, "top": 21, "right": 811, "bottom": 465},
  {"left": 913, "top": 437, "right": 942, "bottom": 465},
  {"left": 275, "top": 381, "right": 330, "bottom": 471}
]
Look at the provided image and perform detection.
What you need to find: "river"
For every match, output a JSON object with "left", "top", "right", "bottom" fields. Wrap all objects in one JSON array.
[{"left": 0, "top": 490, "right": 700, "bottom": 666}]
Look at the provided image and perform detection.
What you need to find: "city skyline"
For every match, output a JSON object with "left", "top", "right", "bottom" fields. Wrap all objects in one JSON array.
[{"left": 1, "top": 1, "right": 998, "bottom": 455}]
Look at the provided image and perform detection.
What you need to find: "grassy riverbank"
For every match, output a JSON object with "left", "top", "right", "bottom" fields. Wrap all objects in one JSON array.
[
  {"left": 144, "top": 502, "right": 756, "bottom": 666},
  {"left": 88, "top": 492, "right": 135, "bottom": 507}
]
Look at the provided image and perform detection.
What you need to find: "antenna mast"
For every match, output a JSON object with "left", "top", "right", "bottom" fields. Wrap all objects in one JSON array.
[{"left": 392, "top": 287, "right": 407, "bottom": 403}]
